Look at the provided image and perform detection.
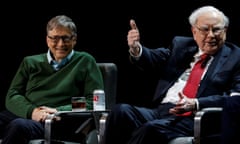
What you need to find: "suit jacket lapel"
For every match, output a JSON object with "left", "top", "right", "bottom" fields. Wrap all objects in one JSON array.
[{"left": 197, "top": 45, "right": 230, "bottom": 97}]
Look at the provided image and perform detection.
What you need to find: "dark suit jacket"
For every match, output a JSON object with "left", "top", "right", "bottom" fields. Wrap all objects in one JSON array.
[{"left": 131, "top": 36, "right": 240, "bottom": 109}]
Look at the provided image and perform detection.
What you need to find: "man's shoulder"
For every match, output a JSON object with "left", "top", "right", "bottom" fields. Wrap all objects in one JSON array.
[
  {"left": 23, "top": 53, "right": 46, "bottom": 60},
  {"left": 73, "top": 51, "right": 95, "bottom": 59},
  {"left": 224, "top": 41, "right": 240, "bottom": 51}
]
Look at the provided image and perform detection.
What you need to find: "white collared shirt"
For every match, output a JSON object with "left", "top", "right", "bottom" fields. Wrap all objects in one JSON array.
[
  {"left": 162, "top": 51, "right": 213, "bottom": 104},
  {"left": 47, "top": 50, "right": 74, "bottom": 71}
]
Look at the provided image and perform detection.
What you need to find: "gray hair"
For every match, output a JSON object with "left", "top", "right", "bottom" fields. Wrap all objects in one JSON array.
[
  {"left": 46, "top": 15, "right": 77, "bottom": 36},
  {"left": 188, "top": 6, "right": 229, "bottom": 27}
]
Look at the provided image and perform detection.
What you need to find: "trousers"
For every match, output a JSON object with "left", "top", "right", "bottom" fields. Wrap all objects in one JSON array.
[
  {"left": 221, "top": 96, "right": 240, "bottom": 144},
  {"left": 0, "top": 110, "right": 44, "bottom": 144},
  {"left": 104, "top": 103, "right": 194, "bottom": 144}
]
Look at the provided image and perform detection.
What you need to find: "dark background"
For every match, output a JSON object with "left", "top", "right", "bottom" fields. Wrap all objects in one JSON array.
[{"left": 1, "top": 1, "right": 239, "bottom": 109}]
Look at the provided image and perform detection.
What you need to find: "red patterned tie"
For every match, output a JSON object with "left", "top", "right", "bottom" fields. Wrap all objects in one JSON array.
[{"left": 180, "top": 54, "right": 209, "bottom": 116}]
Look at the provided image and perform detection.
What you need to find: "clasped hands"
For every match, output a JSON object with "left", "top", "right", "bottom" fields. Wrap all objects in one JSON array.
[
  {"left": 32, "top": 106, "right": 57, "bottom": 122},
  {"left": 169, "top": 92, "right": 196, "bottom": 115}
]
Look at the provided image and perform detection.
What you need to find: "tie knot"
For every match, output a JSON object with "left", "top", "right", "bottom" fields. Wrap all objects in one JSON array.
[
  {"left": 200, "top": 54, "right": 210, "bottom": 68},
  {"left": 200, "top": 53, "right": 209, "bottom": 60}
]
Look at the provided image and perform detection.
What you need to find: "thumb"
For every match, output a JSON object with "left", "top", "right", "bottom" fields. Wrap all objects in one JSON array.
[
  {"left": 178, "top": 92, "right": 184, "bottom": 99},
  {"left": 130, "top": 19, "right": 138, "bottom": 30},
  {"left": 178, "top": 92, "right": 185, "bottom": 103}
]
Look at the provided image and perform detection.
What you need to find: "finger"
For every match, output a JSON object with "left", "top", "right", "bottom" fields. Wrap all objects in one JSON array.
[
  {"left": 40, "top": 112, "right": 49, "bottom": 122},
  {"left": 169, "top": 108, "right": 182, "bottom": 115},
  {"left": 169, "top": 108, "right": 176, "bottom": 113},
  {"left": 178, "top": 92, "right": 184, "bottom": 99},
  {"left": 130, "top": 19, "right": 138, "bottom": 30},
  {"left": 176, "top": 92, "right": 185, "bottom": 104},
  {"left": 39, "top": 106, "right": 48, "bottom": 111},
  {"left": 178, "top": 92, "right": 186, "bottom": 102}
]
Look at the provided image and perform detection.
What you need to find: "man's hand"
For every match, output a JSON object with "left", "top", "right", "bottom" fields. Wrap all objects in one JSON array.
[
  {"left": 169, "top": 92, "right": 196, "bottom": 115},
  {"left": 127, "top": 19, "right": 140, "bottom": 56},
  {"left": 39, "top": 106, "right": 57, "bottom": 114},
  {"left": 32, "top": 106, "right": 57, "bottom": 122}
]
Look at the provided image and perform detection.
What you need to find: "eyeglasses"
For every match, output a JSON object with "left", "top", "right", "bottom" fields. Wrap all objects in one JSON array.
[
  {"left": 47, "top": 35, "right": 74, "bottom": 43},
  {"left": 194, "top": 25, "right": 226, "bottom": 35}
]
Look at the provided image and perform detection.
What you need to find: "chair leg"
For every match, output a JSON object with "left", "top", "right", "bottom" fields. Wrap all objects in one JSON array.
[{"left": 86, "top": 129, "right": 99, "bottom": 144}]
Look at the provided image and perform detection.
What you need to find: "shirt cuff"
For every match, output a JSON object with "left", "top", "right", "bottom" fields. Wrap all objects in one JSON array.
[
  {"left": 194, "top": 98, "right": 199, "bottom": 111},
  {"left": 129, "top": 43, "right": 143, "bottom": 60}
]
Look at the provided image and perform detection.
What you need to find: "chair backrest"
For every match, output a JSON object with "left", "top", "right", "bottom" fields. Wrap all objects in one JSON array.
[{"left": 97, "top": 63, "right": 117, "bottom": 110}]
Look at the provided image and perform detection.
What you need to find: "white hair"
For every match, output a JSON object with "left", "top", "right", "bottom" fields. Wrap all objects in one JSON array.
[{"left": 188, "top": 6, "right": 229, "bottom": 27}]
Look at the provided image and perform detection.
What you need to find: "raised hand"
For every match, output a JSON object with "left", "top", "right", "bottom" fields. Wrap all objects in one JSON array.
[{"left": 127, "top": 19, "right": 140, "bottom": 56}]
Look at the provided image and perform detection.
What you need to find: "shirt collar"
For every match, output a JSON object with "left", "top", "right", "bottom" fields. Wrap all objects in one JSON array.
[
  {"left": 194, "top": 49, "right": 205, "bottom": 60},
  {"left": 47, "top": 50, "right": 74, "bottom": 64}
]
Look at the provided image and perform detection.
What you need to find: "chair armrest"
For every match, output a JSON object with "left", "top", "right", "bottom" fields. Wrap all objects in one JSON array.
[
  {"left": 193, "top": 107, "right": 222, "bottom": 144},
  {"left": 44, "top": 111, "right": 109, "bottom": 144},
  {"left": 44, "top": 111, "right": 95, "bottom": 144},
  {"left": 44, "top": 114, "right": 55, "bottom": 144}
]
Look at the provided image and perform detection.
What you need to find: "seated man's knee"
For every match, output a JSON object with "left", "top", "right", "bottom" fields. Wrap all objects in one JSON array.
[
  {"left": 7, "top": 118, "right": 28, "bottom": 130},
  {"left": 112, "top": 103, "right": 132, "bottom": 113}
]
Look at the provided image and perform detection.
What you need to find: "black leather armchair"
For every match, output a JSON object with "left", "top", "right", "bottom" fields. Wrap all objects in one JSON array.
[
  {"left": 169, "top": 107, "right": 222, "bottom": 144},
  {"left": 193, "top": 107, "right": 222, "bottom": 144},
  {"left": 0, "top": 63, "right": 117, "bottom": 144},
  {"left": 41, "top": 63, "right": 118, "bottom": 144}
]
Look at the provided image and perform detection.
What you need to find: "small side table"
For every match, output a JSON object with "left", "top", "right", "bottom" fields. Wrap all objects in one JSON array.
[{"left": 44, "top": 110, "right": 110, "bottom": 144}]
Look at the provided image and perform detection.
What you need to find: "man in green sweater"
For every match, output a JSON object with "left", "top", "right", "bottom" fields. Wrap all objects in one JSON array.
[{"left": 0, "top": 15, "right": 104, "bottom": 144}]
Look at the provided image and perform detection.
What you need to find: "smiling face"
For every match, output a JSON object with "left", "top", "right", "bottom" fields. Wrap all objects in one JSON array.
[
  {"left": 46, "top": 26, "right": 77, "bottom": 62},
  {"left": 192, "top": 11, "right": 227, "bottom": 55}
]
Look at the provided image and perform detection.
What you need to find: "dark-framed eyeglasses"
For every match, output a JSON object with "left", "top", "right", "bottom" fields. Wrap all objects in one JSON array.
[
  {"left": 194, "top": 25, "right": 226, "bottom": 35},
  {"left": 47, "top": 35, "right": 74, "bottom": 43}
]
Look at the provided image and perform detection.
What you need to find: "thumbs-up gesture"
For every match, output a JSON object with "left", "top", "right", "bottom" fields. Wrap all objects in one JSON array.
[{"left": 127, "top": 19, "right": 140, "bottom": 56}]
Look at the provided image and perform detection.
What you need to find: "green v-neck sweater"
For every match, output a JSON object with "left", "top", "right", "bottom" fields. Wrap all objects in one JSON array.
[{"left": 6, "top": 51, "right": 104, "bottom": 118}]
